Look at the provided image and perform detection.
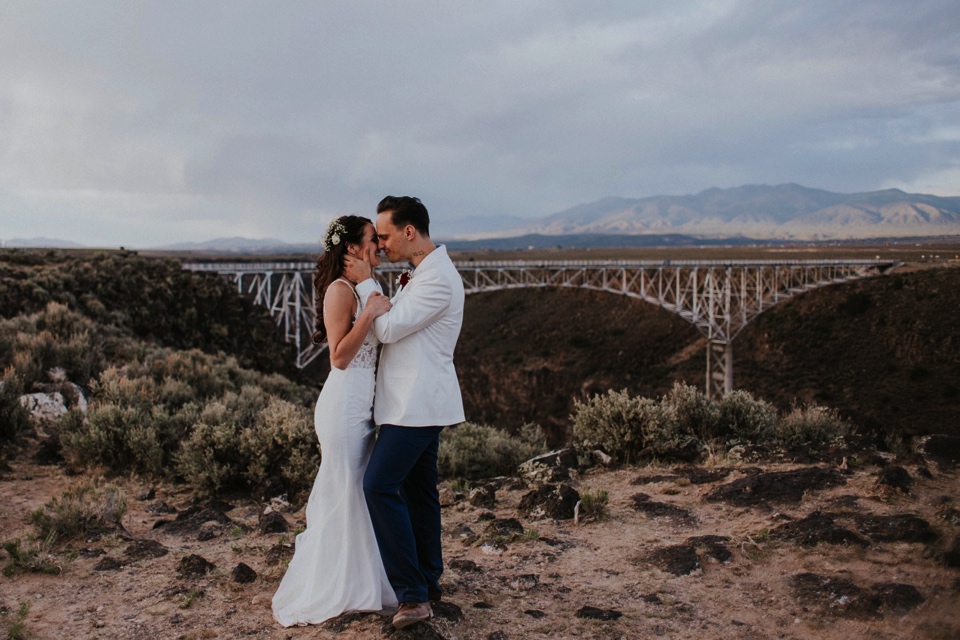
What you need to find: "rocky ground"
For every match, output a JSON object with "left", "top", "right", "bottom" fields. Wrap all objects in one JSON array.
[{"left": 2, "top": 440, "right": 960, "bottom": 640}]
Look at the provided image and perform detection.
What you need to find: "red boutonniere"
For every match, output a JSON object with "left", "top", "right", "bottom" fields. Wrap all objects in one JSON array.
[{"left": 397, "top": 269, "right": 412, "bottom": 288}]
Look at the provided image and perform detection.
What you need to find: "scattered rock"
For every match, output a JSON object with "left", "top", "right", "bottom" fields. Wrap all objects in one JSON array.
[
  {"left": 469, "top": 485, "right": 497, "bottom": 509},
  {"left": 78, "top": 548, "right": 104, "bottom": 559},
  {"left": 518, "top": 484, "right": 580, "bottom": 520},
  {"left": 630, "top": 493, "right": 697, "bottom": 525},
  {"left": 197, "top": 522, "right": 222, "bottom": 541},
  {"left": 854, "top": 514, "right": 937, "bottom": 543},
  {"left": 449, "top": 558, "right": 481, "bottom": 573},
  {"left": 476, "top": 511, "right": 496, "bottom": 522},
  {"left": 231, "top": 563, "right": 257, "bottom": 584},
  {"left": 686, "top": 535, "right": 732, "bottom": 563},
  {"left": 258, "top": 510, "right": 288, "bottom": 534},
  {"left": 507, "top": 574, "right": 539, "bottom": 591},
  {"left": 154, "top": 502, "right": 233, "bottom": 537},
  {"left": 123, "top": 539, "right": 169, "bottom": 561},
  {"left": 484, "top": 518, "right": 524, "bottom": 539},
  {"left": 642, "top": 544, "right": 701, "bottom": 576},
  {"left": 682, "top": 467, "right": 732, "bottom": 485},
  {"left": 145, "top": 501, "right": 176, "bottom": 515},
  {"left": 524, "top": 609, "right": 545, "bottom": 618},
  {"left": 264, "top": 542, "right": 294, "bottom": 567},
  {"left": 136, "top": 488, "right": 156, "bottom": 501},
  {"left": 93, "top": 556, "right": 124, "bottom": 571},
  {"left": 519, "top": 449, "right": 578, "bottom": 483},
  {"left": 438, "top": 485, "right": 459, "bottom": 507},
  {"left": 486, "top": 632, "right": 509, "bottom": 640},
  {"left": 176, "top": 554, "right": 215, "bottom": 580},
  {"left": 770, "top": 512, "right": 869, "bottom": 547},
  {"left": 936, "top": 506, "right": 960, "bottom": 525},
  {"left": 451, "top": 523, "right": 478, "bottom": 545},
  {"left": 917, "top": 434, "right": 960, "bottom": 468},
  {"left": 472, "top": 602, "right": 494, "bottom": 609},
  {"left": 431, "top": 600, "right": 463, "bottom": 623},
  {"left": 19, "top": 392, "right": 68, "bottom": 424},
  {"left": 789, "top": 573, "right": 924, "bottom": 618},
  {"left": 875, "top": 465, "right": 913, "bottom": 493},
  {"left": 575, "top": 606, "right": 622, "bottom": 621},
  {"left": 942, "top": 535, "right": 960, "bottom": 568},
  {"left": 704, "top": 467, "right": 846, "bottom": 507}
]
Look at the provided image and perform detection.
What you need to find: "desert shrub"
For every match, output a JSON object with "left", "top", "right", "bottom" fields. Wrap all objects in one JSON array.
[
  {"left": 661, "top": 382, "right": 721, "bottom": 441},
  {"left": 0, "top": 302, "right": 120, "bottom": 390},
  {"left": 572, "top": 389, "right": 649, "bottom": 464},
  {"left": 717, "top": 390, "right": 778, "bottom": 442},
  {"left": 175, "top": 386, "right": 317, "bottom": 501},
  {"left": 60, "top": 405, "right": 165, "bottom": 476},
  {"left": 0, "top": 368, "right": 33, "bottom": 446},
  {"left": 2, "top": 538, "right": 62, "bottom": 577},
  {"left": 29, "top": 484, "right": 126, "bottom": 545},
  {"left": 577, "top": 487, "right": 609, "bottom": 522},
  {"left": 438, "top": 422, "right": 547, "bottom": 481},
  {"left": 775, "top": 404, "right": 852, "bottom": 445},
  {"left": 0, "top": 250, "right": 295, "bottom": 374}
]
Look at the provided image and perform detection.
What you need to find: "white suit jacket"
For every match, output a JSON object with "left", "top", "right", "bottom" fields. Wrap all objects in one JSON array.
[{"left": 356, "top": 245, "right": 465, "bottom": 427}]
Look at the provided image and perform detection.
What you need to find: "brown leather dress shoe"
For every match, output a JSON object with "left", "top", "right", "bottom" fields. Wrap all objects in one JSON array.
[{"left": 392, "top": 601, "right": 432, "bottom": 629}]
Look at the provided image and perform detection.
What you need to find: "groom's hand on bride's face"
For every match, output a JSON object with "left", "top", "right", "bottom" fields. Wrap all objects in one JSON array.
[{"left": 343, "top": 255, "right": 372, "bottom": 283}]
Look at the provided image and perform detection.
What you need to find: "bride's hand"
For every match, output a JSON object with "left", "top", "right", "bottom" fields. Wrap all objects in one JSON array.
[{"left": 363, "top": 291, "right": 391, "bottom": 318}]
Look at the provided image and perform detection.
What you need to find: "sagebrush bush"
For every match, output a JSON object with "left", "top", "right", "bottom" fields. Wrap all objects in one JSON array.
[
  {"left": 717, "top": 390, "right": 778, "bottom": 442},
  {"left": 577, "top": 487, "right": 609, "bottom": 522},
  {"left": 0, "top": 302, "right": 120, "bottom": 390},
  {"left": 663, "top": 382, "right": 721, "bottom": 441},
  {"left": 60, "top": 405, "right": 165, "bottom": 477},
  {"left": 175, "top": 386, "right": 317, "bottom": 502},
  {"left": 0, "top": 368, "right": 33, "bottom": 447},
  {"left": 438, "top": 422, "right": 547, "bottom": 480},
  {"left": 30, "top": 484, "right": 126, "bottom": 545},
  {"left": 572, "top": 389, "right": 649, "bottom": 464},
  {"left": 775, "top": 404, "right": 852, "bottom": 445}
]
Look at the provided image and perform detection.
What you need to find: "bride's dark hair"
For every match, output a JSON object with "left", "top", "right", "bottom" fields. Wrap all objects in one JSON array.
[{"left": 312, "top": 215, "right": 372, "bottom": 345}]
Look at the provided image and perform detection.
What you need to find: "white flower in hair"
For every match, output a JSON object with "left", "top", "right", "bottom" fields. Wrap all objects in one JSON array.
[{"left": 322, "top": 220, "right": 348, "bottom": 251}]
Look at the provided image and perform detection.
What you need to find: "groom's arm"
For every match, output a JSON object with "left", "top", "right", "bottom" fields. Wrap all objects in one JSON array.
[{"left": 356, "top": 273, "right": 449, "bottom": 344}]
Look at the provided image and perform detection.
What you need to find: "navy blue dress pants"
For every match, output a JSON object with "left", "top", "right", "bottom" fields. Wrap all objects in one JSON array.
[{"left": 363, "top": 424, "right": 444, "bottom": 604}]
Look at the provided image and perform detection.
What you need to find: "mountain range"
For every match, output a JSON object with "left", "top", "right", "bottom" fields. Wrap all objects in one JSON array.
[
  {"left": 473, "top": 183, "right": 960, "bottom": 241},
  {"left": 5, "top": 184, "right": 959, "bottom": 251}
]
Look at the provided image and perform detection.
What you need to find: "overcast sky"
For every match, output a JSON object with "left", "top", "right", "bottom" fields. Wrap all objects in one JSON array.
[{"left": 2, "top": 1, "right": 959, "bottom": 246}]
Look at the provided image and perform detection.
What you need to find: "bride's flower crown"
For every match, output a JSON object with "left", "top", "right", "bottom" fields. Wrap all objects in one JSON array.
[{"left": 322, "top": 219, "right": 348, "bottom": 251}]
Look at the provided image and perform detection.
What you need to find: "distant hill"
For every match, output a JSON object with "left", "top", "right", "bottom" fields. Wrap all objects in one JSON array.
[
  {"left": 4, "top": 237, "right": 86, "bottom": 249},
  {"left": 506, "top": 184, "right": 960, "bottom": 240}
]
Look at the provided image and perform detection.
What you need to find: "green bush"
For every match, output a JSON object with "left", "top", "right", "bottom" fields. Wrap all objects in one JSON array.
[
  {"left": 438, "top": 422, "right": 547, "bottom": 480},
  {"left": 30, "top": 484, "right": 126, "bottom": 545},
  {"left": 0, "top": 368, "right": 33, "bottom": 447},
  {"left": 775, "top": 404, "right": 852, "bottom": 445},
  {"left": 717, "top": 390, "right": 778, "bottom": 442},
  {"left": 572, "top": 389, "right": 649, "bottom": 464},
  {"left": 175, "top": 386, "right": 318, "bottom": 502},
  {"left": 662, "top": 383, "right": 721, "bottom": 441}
]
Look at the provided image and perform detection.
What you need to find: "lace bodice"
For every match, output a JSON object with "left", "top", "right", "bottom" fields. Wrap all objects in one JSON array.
[{"left": 327, "top": 278, "right": 379, "bottom": 370}]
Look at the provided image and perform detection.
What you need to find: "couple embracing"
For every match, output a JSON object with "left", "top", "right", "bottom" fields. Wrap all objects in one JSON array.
[{"left": 272, "top": 196, "right": 464, "bottom": 630}]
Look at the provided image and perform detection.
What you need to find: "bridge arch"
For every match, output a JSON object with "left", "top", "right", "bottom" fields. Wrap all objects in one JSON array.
[{"left": 183, "top": 259, "right": 897, "bottom": 400}]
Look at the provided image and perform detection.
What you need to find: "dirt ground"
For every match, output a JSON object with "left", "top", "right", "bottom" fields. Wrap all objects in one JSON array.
[{"left": 2, "top": 446, "right": 959, "bottom": 640}]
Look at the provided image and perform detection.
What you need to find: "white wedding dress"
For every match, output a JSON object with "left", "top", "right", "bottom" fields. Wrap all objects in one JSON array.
[{"left": 273, "top": 279, "right": 397, "bottom": 627}]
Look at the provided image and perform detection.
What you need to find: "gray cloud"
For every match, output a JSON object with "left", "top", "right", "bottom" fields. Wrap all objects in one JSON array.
[{"left": 1, "top": 0, "right": 958, "bottom": 246}]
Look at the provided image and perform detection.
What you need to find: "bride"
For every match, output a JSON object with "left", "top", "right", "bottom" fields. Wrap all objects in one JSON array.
[{"left": 273, "top": 215, "right": 397, "bottom": 626}]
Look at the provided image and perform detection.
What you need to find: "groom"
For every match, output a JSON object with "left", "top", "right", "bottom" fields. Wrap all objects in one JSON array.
[{"left": 345, "top": 195, "right": 465, "bottom": 629}]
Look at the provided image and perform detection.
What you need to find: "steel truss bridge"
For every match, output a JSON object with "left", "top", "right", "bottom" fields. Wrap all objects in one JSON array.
[{"left": 182, "top": 259, "right": 897, "bottom": 400}]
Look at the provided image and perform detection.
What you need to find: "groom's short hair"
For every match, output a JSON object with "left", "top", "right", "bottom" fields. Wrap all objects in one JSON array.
[{"left": 378, "top": 196, "right": 430, "bottom": 237}]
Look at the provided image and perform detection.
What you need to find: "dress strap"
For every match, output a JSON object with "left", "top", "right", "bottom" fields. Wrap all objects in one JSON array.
[{"left": 328, "top": 277, "right": 362, "bottom": 312}]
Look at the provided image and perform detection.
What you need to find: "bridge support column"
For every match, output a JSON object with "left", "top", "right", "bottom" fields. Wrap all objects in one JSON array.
[{"left": 706, "top": 340, "right": 733, "bottom": 402}]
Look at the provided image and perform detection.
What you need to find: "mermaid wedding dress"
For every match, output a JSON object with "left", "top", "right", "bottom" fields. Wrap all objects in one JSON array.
[{"left": 273, "top": 279, "right": 397, "bottom": 626}]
